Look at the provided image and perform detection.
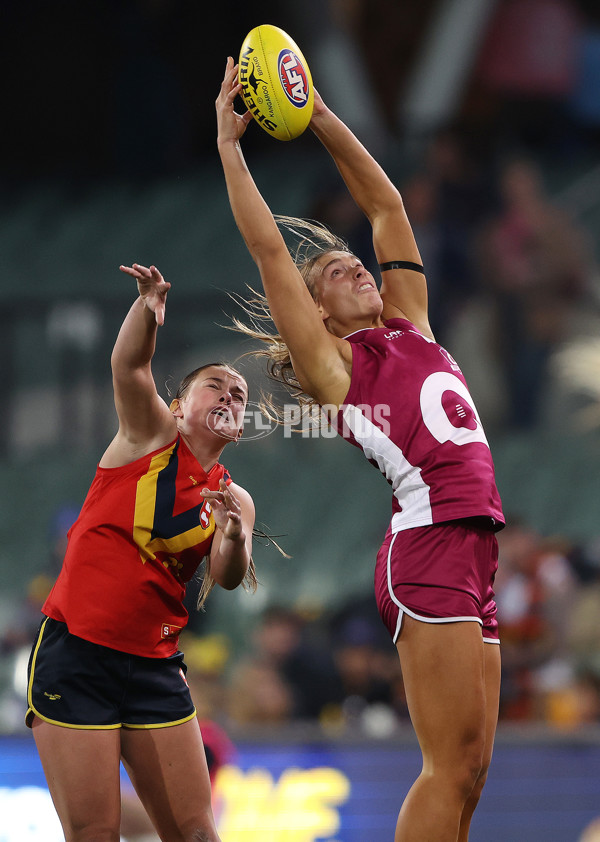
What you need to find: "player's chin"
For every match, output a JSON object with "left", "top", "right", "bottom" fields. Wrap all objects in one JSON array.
[
  {"left": 359, "top": 293, "right": 383, "bottom": 316},
  {"left": 213, "top": 422, "right": 240, "bottom": 441}
]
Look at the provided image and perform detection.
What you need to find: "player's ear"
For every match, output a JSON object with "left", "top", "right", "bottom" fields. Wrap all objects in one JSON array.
[
  {"left": 170, "top": 398, "right": 182, "bottom": 417},
  {"left": 315, "top": 299, "right": 330, "bottom": 321}
]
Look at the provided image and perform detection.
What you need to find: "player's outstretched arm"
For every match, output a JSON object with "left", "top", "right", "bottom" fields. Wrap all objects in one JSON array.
[
  {"left": 101, "top": 264, "right": 175, "bottom": 467},
  {"left": 309, "top": 94, "right": 432, "bottom": 336},
  {"left": 216, "top": 58, "right": 348, "bottom": 403}
]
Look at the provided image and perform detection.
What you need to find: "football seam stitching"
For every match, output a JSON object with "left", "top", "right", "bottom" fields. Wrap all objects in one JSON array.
[{"left": 258, "top": 26, "right": 292, "bottom": 141}]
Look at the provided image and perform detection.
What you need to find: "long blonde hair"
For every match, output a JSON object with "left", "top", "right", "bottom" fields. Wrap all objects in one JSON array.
[{"left": 229, "top": 215, "right": 352, "bottom": 422}]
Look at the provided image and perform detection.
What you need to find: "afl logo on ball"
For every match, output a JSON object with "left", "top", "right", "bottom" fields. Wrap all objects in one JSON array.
[{"left": 278, "top": 50, "right": 310, "bottom": 107}]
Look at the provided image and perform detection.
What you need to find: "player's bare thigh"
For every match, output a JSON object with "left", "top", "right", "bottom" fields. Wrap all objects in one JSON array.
[
  {"left": 120, "top": 717, "right": 219, "bottom": 841},
  {"left": 396, "top": 617, "right": 488, "bottom": 764},
  {"left": 31, "top": 716, "right": 122, "bottom": 840}
]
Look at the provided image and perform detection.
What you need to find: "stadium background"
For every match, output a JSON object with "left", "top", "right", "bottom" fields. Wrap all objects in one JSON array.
[{"left": 2, "top": 1, "right": 600, "bottom": 839}]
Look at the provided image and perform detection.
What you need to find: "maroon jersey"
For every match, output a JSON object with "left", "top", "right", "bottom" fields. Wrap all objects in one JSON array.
[
  {"left": 335, "top": 319, "right": 504, "bottom": 532},
  {"left": 43, "top": 434, "right": 230, "bottom": 658}
]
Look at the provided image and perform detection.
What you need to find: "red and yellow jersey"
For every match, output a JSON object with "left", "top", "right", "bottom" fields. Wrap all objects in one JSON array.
[{"left": 43, "top": 434, "right": 231, "bottom": 657}]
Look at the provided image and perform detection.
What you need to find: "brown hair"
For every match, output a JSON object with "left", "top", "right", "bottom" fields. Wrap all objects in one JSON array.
[{"left": 169, "top": 362, "right": 246, "bottom": 401}]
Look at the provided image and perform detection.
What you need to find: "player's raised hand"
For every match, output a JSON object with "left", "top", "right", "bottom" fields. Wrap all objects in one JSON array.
[
  {"left": 216, "top": 57, "right": 253, "bottom": 145},
  {"left": 119, "top": 263, "right": 171, "bottom": 326},
  {"left": 201, "top": 479, "right": 243, "bottom": 541}
]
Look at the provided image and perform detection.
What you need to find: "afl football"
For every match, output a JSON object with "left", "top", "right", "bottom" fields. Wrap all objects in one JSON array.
[{"left": 238, "top": 24, "right": 314, "bottom": 141}]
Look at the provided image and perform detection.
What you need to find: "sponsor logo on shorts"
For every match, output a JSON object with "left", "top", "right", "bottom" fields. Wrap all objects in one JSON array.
[{"left": 43, "top": 692, "right": 61, "bottom": 701}]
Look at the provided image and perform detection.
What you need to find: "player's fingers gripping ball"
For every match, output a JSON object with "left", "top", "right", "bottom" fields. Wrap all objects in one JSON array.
[{"left": 238, "top": 24, "right": 314, "bottom": 141}]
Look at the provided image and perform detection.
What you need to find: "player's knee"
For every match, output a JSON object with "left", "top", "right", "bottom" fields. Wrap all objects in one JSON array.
[
  {"left": 68, "top": 823, "right": 120, "bottom": 842},
  {"left": 469, "top": 768, "right": 489, "bottom": 805},
  {"left": 186, "top": 823, "right": 218, "bottom": 842},
  {"left": 453, "top": 739, "right": 487, "bottom": 800},
  {"left": 188, "top": 829, "right": 215, "bottom": 842},
  {"left": 455, "top": 765, "right": 483, "bottom": 803},
  {"left": 469, "top": 755, "right": 492, "bottom": 801}
]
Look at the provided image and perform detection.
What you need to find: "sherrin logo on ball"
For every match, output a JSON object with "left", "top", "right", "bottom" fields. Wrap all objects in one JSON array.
[{"left": 238, "top": 24, "right": 314, "bottom": 141}]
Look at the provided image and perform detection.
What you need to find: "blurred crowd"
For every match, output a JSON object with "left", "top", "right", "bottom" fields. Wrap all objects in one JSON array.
[{"left": 3, "top": 505, "right": 600, "bottom": 738}]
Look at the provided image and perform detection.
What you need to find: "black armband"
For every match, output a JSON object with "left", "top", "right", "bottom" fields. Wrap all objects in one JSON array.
[{"left": 379, "top": 260, "right": 425, "bottom": 274}]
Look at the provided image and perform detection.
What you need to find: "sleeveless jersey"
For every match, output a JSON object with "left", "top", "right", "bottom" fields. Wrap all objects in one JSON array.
[
  {"left": 335, "top": 319, "right": 504, "bottom": 532},
  {"left": 43, "top": 434, "right": 231, "bottom": 657}
]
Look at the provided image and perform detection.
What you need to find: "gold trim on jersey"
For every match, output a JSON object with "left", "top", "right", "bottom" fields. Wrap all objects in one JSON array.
[{"left": 133, "top": 439, "right": 216, "bottom": 564}]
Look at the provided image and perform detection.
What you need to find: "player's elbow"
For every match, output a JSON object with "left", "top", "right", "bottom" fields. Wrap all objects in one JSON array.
[
  {"left": 215, "top": 568, "right": 247, "bottom": 591},
  {"left": 213, "top": 551, "right": 250, "bottom": 591}
]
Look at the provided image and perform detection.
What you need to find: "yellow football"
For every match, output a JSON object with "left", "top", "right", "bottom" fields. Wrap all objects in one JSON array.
[{"left": 238, "top": 24, "right": 314, "bottom": 141}]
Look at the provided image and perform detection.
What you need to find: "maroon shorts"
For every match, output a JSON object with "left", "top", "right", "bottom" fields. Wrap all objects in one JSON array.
[{"left": 375, "top": 519, "right": 500, "bottom": 644}]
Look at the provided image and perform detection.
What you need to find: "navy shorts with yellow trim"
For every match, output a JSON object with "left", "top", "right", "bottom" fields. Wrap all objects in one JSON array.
[{"left": 26, "top": 617, "right": 196, "bottom": 730}]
